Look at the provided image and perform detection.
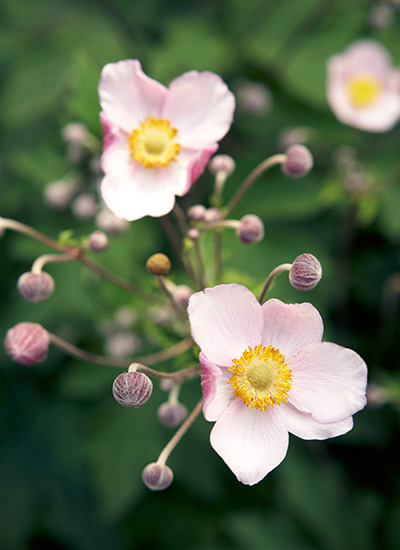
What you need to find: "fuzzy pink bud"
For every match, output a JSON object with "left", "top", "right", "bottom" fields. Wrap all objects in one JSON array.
[
  {"left": 142, "top": 463, "right": 174, "bottom": 491},
  {"left": 44, "top": 179, "right": 76, "bottom": 210},
  {"left": 17, "top": 272, "right": 55, "bottom": 303},
  {"left": 157, "top": 402, "right": 188, "bottom": 427},
  {"left": 236, "top": 215, "right": 264, "bottom": 244},
  {"left": 88, "top": 231, "right": 109, "bottom": 253},
  {"left": 208, "top": 155, "right": 236, "bottom": 176},
  {"left": 289, "top": 254, "right": 322, "bottom": 291},
  {"left": 282, "top": 145, "right": 313, "bottom": 179},
  {"left": 112, "top": 371, "right": 153, "bottom": 408},
  {"left": 203, "top": 207, "right": 221, "bottom": 223},
  {"left": 96, "top": 209, "right": 128, "bottom": 235},
  {"left": 172, "top": 285, "right": 192, "bottom": 307},
  {"left": 71, "top": 193, "right": 98, "bottom": 220},
  {"left": 187, "top": 228, "right": 200, "bottom": 241},
  {"left": 5, "top": 322, "right": 50, "bottom": 365},
  {"left": 187, "top": 205, "right": 206, "bottom": 222}
]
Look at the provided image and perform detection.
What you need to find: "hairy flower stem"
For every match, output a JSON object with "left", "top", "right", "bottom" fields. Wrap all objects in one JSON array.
[
  {"left": 214, "top": 229, "right": 223, "bottom": 283},
  {"left": 31, "top": 252, "right": 81, "bottom": 274},
  {"left": 48, "top": 331, "right": 197, "bottom": 375},
  {"left": 225, "top": 154, "right": 286, "bottom": 216},
  {"left": 157, "top": 398, "right": 204, "bottom": 466},
  {"left": 258, "top": 263, "right": 292, "bottom": 304},
  {"left": 0, "top": 217, "right": 158, "bottom": 303},
  {"left": 193, "top": 238, "right": 207, "bottom": 289},
  {"left": 160, "top": 215, "right": 198, "bottom": 287}
]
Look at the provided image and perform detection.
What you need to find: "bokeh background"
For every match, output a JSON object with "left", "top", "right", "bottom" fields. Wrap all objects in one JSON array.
[{"left": 1, "top": 0, "right": 400, "bottom": 548}]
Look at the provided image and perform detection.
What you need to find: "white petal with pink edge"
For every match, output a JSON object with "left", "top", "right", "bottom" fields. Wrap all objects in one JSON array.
[
  {"left": 99, "top": 60, "right": 167, "bottom": 134},
  {"left": 100, "top": 167, "right": 177, "bottom": 221},
  {"left": 188, "top": 284, "right": 263, "bottom": 367},
  {"left": 288, "top": 342, "right": 367, "bottom": 423},
  {"left": 210, "top": 399, "right": 289, "bottom": 485},
  {"left": 163, "top": 71, "right": 235, "bottom": 149},
  {"left": 279, "top": 402, "right": 354, "bottom": 440},
  {"left": 200, "top": 353, "right": 234, "bottom": 422},
  {"left": 166, "top": 145, "right": 218, "bottom": 196},
  {"left": 261, "top": 299, "right": 323, "bottom": 359}
]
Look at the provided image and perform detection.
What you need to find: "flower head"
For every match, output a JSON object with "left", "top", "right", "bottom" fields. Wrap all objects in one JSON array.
[
  {"left": 327, "top": 40, "right": 400, "bottom": 132},
  {"left": 188, "top": 284, "right": 367, "bottom": 485},
  {"left": 98, "top": 60, "right": 235, "bottom": 221}
]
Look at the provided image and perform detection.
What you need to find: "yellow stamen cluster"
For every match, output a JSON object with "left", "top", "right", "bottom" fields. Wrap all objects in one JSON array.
[
  {"left": 128, "top": 117, "right": 181, "bottom": 168},
  {"left": 228, "top": 344, "right": 292, "bottom": 412},
  {"left": 347, "top": 74, "right": 382, "bottom": 109}
]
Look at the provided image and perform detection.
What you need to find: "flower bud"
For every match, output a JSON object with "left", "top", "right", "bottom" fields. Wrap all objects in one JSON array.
[
  {"left": 44, "top": 179, "right": 76, "bottom": 210},
  {"left": 236, "top": 80, "right": 272, "bottom": 114},
  {"left": 172, "top": 285, "right": 192, "bottom": 308},
  {"left": 88, "top": 231, "right": 109, "bottom": 253},
  {"left": 289, "top": 253, "right": 322, "bottom": 291},
  {"left": 146, "top": 253, "right": 171, "bottom": 276},
  {"left": 142, "top": 463, "right": 174, "bottom": 491},
  {"left": 105, "top": 332, "right": 140, "bottom": 357},
  {"left": 282, "top": 145, "right": 313, "bottom": 179},
  {"left": 204, "top": 207, "right": 221, "bottom": 223},
  {"left": 17, "top": 272, "right": 55, "bottom": 303},
  {"left": 71, "top": 193, "right": 98, "bottom": 220},
  {"left": 187, "top": 205, "right": 206, "bottom": 222},
  {"left": 236, "top": 215, "right": 264, "bottom": 244},
  {"left": 5, "top": 322, "right": 50, "bottom": 365},
  {"left": 158, "top": 402, "right": 188, "bottom": 427},
  {"left": 208, "top": 155, "right": 236, "bottom": 176},
  {"left": 112, "top": 371, "right": 153, "bottom": 408},
  {"left": 96, "top": 209, "right": 128, "bottom": 235},
  {"left": 61, "top": 122, "right": 90, "bottom": 145},
  {"left": 187, "top": 228, "right": 200, "bottom": 241}
]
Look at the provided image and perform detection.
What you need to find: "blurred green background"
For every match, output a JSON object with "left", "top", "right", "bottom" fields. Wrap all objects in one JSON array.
[{"left": 1, "top": 0, "right": 400, "bottom": 548}]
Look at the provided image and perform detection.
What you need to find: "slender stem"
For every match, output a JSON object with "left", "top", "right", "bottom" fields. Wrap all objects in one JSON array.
[
  {"left": 1, "top": 216, "right": 159, "bottom": 303},
  {"left": 225, "top": 154, "right": 286, "bottom": 216},
  {"left": 193, "top": 238, "right": 206, "bottom": 289},
  {"left": 78, "top": 255, "right": 158, "bottom": 303},
  {"left": 48, "top": 331, "right": 195, "bottom": 374},
  {"left": 31, "top": 252, "right": 80, "bottom": 274},
  {"left": 258, "top": 263, "right": 292, "bottom": 304},
  {"left": 157, "top": 398, "right": 204, "bottom": 466},
  {"left": 201, "top": 219, "right": 239, "bottom": 232},
  {"left": 0, "top": 217, "right": 68, "bottom": 252},
  {"left": 157, "top": 275, "right": 186, "bottom": 319},
  {"left": 172, "top": 203, "right": 188, "bottom": 237},
  {"left": 213, "top": 171, "right": 228, "bottom": 208},
  {"left": 214, "top": 230, "right": 223, "bottom": 284},
  {"left": 160, "top": 215, "right": 182, "bottom": 256}
]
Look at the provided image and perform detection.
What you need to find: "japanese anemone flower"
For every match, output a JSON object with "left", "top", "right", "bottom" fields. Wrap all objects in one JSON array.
[
  {"left": 327, "top": 40, "right": 400, "bottom": 132},
  {"left": 98, "top": 60, "right": 235, "bottom": 221},
  {"left": 188, "top": 284, "right": 367, "bottom": 485}
]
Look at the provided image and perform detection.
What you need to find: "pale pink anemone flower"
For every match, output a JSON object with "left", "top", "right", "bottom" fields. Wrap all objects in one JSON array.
[
  {"left": 188, "top": 284, "right": 368, "bottom": 485},
  {"left": 327, "top": 40, "right": 400, "bottom": 132},
  {"left": 98, "top": 60, "right": 235, "bottom": 221}
]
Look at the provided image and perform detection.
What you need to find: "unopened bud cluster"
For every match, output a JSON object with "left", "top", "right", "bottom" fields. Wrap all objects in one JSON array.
[
  {"left": 5, "top": 322, "right": 50, "bottom": 365},
  {"left": 282, "top": 145, "right": 313, "bottom": 179},
  {"left": 236, "top": 215, "right": 264, "bottom": 244},
  {"left": 17, "top": 272, "right": 55, "bottom": 303}
]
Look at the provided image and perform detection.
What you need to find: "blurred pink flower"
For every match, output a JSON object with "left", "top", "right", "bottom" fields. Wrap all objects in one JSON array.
[
  {"left": 327, "top": 40, "right": 400, "bottom": 132},
  {"left": 98, "top": 60, "right": 235, "bottom": 221},
  {"left": 188, "top": 284, "right": 367, "bottom": 485}
]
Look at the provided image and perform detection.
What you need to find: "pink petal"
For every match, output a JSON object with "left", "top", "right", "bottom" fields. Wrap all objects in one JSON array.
[
  {"left": 288, "top": 342, "right": 367, "bottom": 423},
  {"left": 279, "top": 402, "right": 354, "bottom": 440},
  {"left": 100, "top": 167, "right": 176, "bottom": 221},
  {"left": 165, "top": 145, "right": 218, "bottom": 196},
  {"left": 210, "top": 399, "right": 289, "bottom": 485},
  {"left": 163, "top": 71, "right": 235, "bottom": 149},
  {"left": 188, "top": 284, "right": 263, "bottom": 367},
  {"left": 261, "top": 299, "right": 323, "bottom": 359},
  {"left": 100, "top": 112, "right": 121, "bottom": 154},
  {"left": 200, "top": 353, "right": 234, "bottom": 421},
  {"left": 99, "top": 60, "right": 168, "bottom": 134}
]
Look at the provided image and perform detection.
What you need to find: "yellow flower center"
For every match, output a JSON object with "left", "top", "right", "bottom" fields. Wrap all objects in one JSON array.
[
  {"left": 128, "top": 117, "right": 181, "bottom": 168},
  {"left": 347, "top": 75, "right": 382, "bottom": 109},
  {"left": 228, "top": 345, "right": 292, "bottom": 412}
]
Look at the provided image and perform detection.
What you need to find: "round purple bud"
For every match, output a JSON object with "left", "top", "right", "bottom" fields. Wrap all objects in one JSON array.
[
  {"left": 158, "top": 402, "right": 188, "bottom": 427},
  {"left": 187, "top": 205, "right": 206, "bottom": 222},
  {"left": 142, "top": 463, "right": 174, "bottom": 491},
  {"left": 236, "top": 214, "right": 264, "bottom": 244},
  {"left": 208, "top": 154, "right": 236, "bottom": 176},
  {"left": 5, "top": 322, "right": 50, "bottom": 365},
  {"left": 96, "top": 209, "right": 128, "bottom": 235},
  {"left": 71, "top": 193, "right": 98, "bottom": 220},
  {"left": 204, "top": 207, "right": 221, "bottom": 223},
  {"left": 187, "top": 228, "right": 200, "bottom": 241},
  {"left": 289, "top": 253, "right": 322, "bottom": 291},
  {"left": 112, "top": 371, "right": 153, "bottom": 408},
  {"left": 88, "top": 231, "right": 109, "bottom": 253},
  {"left": 282, "top": 145, "right": 313, "bottom": 179},
  {"left": 17, "top": 272, "right": 55, "bottom": 303}
]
